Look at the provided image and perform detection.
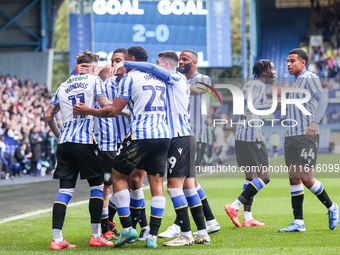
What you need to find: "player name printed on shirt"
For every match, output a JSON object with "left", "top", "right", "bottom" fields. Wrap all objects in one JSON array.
[
  {"left": 118, "top": 69, "right": 169, "bottom": 140},
  {"left": 51, "top": 74, "right": 106, "bottom": 144}
]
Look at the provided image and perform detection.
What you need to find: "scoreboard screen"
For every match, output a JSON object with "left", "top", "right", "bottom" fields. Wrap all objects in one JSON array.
[{"left": 70, "top": 0, "right": 232, "bottom": 68}]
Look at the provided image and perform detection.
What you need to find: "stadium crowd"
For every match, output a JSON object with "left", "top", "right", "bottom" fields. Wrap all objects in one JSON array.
[
  {"left": 0, "top": 73, "right": 58, "bottom": 179},
  {"left": 311, "top": 1, "right": 340, "bottom": 78}
]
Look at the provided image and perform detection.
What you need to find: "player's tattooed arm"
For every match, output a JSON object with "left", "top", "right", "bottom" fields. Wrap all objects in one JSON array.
[
  {"left": 73, "top": 98, "right": 129, "bottom": 118},
  {"left": 96, "top": 96, "right": 112, "bottom": 108},
  {"left": 45, "top": 104, "right": 61, "bottom": 138},
  {"left": 190, "top": 83, "right": 207, "bottom": 96}
]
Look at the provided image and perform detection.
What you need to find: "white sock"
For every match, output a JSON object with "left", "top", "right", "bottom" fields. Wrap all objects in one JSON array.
[
  {"left": 244, "top": 211, "right": 252, "bottom": 221},
  {"left": 197, "top": 229, "right": 208, "bottom": 237},
  {"left": 52, "top": 228, "right": 63, "bottom": 243},
  {"left": 91, "top": 223, "right": 101, "bottom": 239},
  {"left": 123, "top": 227, "right": 130, "bottom": 234},
  {"left": 328, "top": 203, "right": 335, "bottom": 211},
  {"left": 294, "top": 219, "right": 304, "bottom": 225},
  {"left": 147, "top": 234, "right": 157, "bottom": 240},
  {"left": 172, "top": 223, "right": 180, "bottom": 233},
  {"left": 231, "top": 199, "right": 242, "bottom": 211},
  {"left": 181, "top": 231, "right": 193, "bottom": 239},
  {"left": 206, "top": 219, "right": 217, "bottom": 226},
  {"left": 141, "top": 226, "right": 150, "bottom": 230}
]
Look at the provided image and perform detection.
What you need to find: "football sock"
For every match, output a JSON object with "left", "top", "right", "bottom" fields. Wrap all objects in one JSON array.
[
  {"left": 101, "top": 206, "right": 110, "bottom": 233},
  {"left": 184, "top": 188, "right": 207, "bottom": 236},
  {"left": 91, "top": 223, "right": 101, "bottom": 239},
  {"left": 291, "top": 184, "right": 304, "bottom": 221},
  {"left": 244, "top": 211, "right": 253, "bottom": 221},
  {"left": 168, "top": 188, "right": 191, "bottom": 232},
  {"left": 89, "top": 185, "right": 104, "bottom": 238},
  {"left": 150, "top": 196, "right": 166, "bottom": 236},
  {"left": 196, "top": 184, "right": 215, "bottom": 221},
  {"left": 181, "top": 231, "right": 193, "bottom": 239},
  {"left": 232, "top": 178, "right": 265, "bottom": 211},
  {"left": 309, "top": 179, "right": 333, "bottom": 208},
  {"left": 52, "top": 188, "right": 74, "bottom": 230},
  {"left": 130, "top": 188, "right": 144, "bottom": 229},
  {"left": 108, "top": 195, "right": 117, "bottom": 221},
  {"left": 244, "top": 197, "right": 254, "bottom": 213},
  {"left": 243, "top": 180, "right": 253, "bottom": 213},
  {"left": 206, "top": 219, "right": 218, "bottom": 226},
  {"left": 114, "top": 189, "right": 132, "bottom": 229},
  {"left": 52, "top": 228, "right": 63, "bottom": 243},
  {"left": 139, "top": 203, "right": 149, "bottom": 229}
]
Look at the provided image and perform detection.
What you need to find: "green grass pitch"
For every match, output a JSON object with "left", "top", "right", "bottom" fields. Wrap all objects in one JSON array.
[{"left": 0, "top": 154, "right": 339, "bottom": 254}]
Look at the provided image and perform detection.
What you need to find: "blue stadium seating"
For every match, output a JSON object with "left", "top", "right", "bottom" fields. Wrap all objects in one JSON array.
[{"left": 258, "top": 8, "right": 310, "bottom": 79}]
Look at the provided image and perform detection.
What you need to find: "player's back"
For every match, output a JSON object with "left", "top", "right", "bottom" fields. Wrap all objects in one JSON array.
[
  {"left": 52, "top": 74, "right": 105, "bottom": 144},
  {"left": 118, "top": 69, "right": 169, "bottom": 140},
  {"left": 166, "top": 72, "right": 191, "bottom": 138}
]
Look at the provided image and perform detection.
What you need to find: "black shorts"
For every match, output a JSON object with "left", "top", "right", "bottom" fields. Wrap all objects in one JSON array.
[
  {"left": 112, "top": 136, "right": 170, "bottom": 177},
  {"left": 235, "top": 140, "right": 269, "bottom": 169},
  {"left": 54, "top": 143, "right": 102, "bottom": 180},
  {"left": 195, "top": 142, "right": 206, "bottom": 166},
  {"left": 284, "top": 134, "right": 319, "bottom": 167},
  {"left": 167, "top": 136, "right": 196, "bottom": 178},
  {"left": 100, "top": 151, "right": 116, "bottom": 186}
]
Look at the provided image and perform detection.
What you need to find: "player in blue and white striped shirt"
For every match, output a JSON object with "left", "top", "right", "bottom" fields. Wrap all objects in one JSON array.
[
  {"left": 73, "top": 46, "right": 171, "bottom": 248},
  {"left": 279, "top": 48, "right": 338, "bottom": 232},
  {"left": 161, "top": 49, "right": 220, "bottom": 236},
  {"left": 46, "top": 51, "right": 114, "bottom": 249},
  {"left": 226, "top": 59, "right": 276, "bottom": 228}
]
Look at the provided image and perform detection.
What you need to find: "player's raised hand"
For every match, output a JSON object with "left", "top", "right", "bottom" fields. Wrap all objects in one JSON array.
[
  {"left": 306, "top": 121, "right": 318, "bottom": 139},
  {"left": 75, "top": 63, "right": 91, "bottom": 74},
  {"left": 112, "top": 62, "right": 124, "bottom": 75},
  {"left": 73, "top": 102, "right": 90, "bottom": 115}
]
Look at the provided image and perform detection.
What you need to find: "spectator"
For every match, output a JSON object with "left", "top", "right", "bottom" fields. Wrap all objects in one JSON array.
[
  {"left": 45, "top": 130, "right": 57, "bottom": 171},
  {"left": 29, "top": 126, "right": 43, "bottom": 176},
  {"left": 14, "top": 142, "right": 32, "bottom": 176}
]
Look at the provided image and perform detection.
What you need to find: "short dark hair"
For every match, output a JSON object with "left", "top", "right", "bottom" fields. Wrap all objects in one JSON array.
[
  {"left": 113, "top": 48, "right": 127, "bottom": 55},
  {"left": 181, "top": 49, "right": 198, "bottom": 61},
  {"left": 158, "top": 51, "right": 179, "bottom": 68},
  {"left": 289, "top": 48, "right": 308, "bottom": 66},
  {"left": 127, "top": 46, "right": 148, "bottom": 62},
  {"left": 253, "top": 59, "right": 272, "bottom": 78},
  {"left": 76, "top": 50, "right": 99, "bottom": 64}
]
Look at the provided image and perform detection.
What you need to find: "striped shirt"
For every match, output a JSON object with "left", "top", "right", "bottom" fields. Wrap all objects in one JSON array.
[
  {"left": 50, "top": 74, "right": 106, "bottom": 144},
  {"left": 189, "top": 73, "right": 211, "bottom": 143},
  {"left": 166, "top": 72, "right": 191, "bottom": 138},
  {"left": 235, "top": 80, "right": 267, "bottom": 142},
  {"left": 285, "top": 70, "right": 322, "bottom": 137},
  {"left": 117, "top": 69, "right": 170, "bottom": 140},
  {"left": 93, "top": 78, "right": 117, "bottom": 151},
  {"left": 109, "top": 77, "right": 131, "bottom": 144}
]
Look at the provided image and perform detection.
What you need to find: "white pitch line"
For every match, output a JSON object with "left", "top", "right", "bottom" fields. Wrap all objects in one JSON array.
[{"left": 0, "top": 184, "right": 154, "bottom": 225}]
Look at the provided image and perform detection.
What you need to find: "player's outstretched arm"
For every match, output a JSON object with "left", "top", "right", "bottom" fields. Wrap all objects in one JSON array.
[
  {"left": 73, "top": 97, "right": 129, "bottom": 118},
  {"left": 190, "top": 83, "right": 207, "bottom": 96},
  {"left": 96, "top": 96, "right": 112, "bottom": 108},
  {"left": 114, "top": 61, "right": 171, "bottom": 81},
  {"left": 45, "top": 104, "right": 61, "bottom": 139}
]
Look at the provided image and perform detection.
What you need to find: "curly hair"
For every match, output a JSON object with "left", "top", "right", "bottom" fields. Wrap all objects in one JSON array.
[{"left": 253, "top": 59, "right": 272, "bottom": 78}]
